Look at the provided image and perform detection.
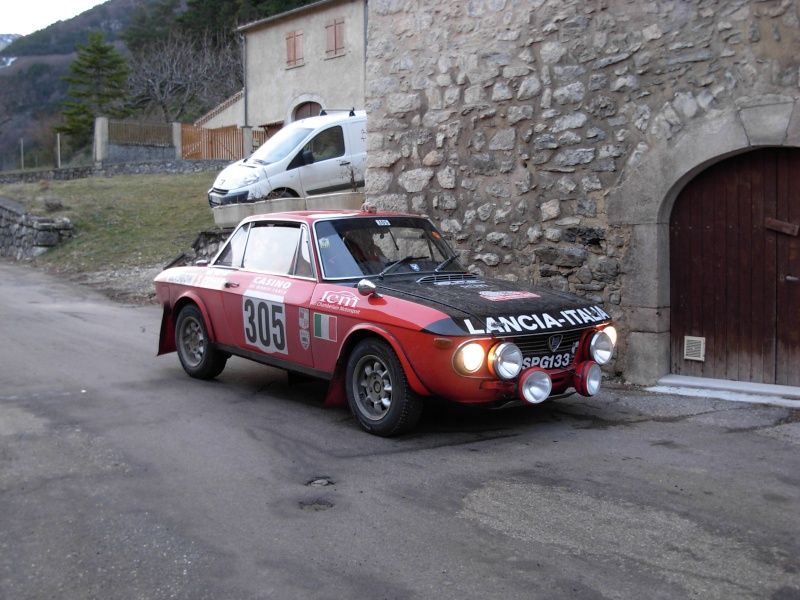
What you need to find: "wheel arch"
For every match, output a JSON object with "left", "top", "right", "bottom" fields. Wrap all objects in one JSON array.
[
  {"left": 323, "top": 325, "right": 432, "bottom": 408},
  {"left": 158, "top": 292, "right": 218, "bottom": 356}
]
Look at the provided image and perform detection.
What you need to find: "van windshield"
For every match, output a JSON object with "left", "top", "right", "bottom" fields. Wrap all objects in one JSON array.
[{"left": 248, "top": 126, "right": 314, "bottom": 165}]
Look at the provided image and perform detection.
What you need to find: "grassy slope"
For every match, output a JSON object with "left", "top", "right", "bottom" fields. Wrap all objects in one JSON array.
[{"left": 0, "top": 172, "right": 216, "bottom": 301}]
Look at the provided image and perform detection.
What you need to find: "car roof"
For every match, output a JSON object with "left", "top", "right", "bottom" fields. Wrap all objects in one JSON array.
[{"left": 237, "top": 208, "right": 417, "bottom": 226}]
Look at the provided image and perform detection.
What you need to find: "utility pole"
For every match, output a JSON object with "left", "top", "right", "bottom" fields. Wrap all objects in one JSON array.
[{"left": 20, "top": 138, "right": 24, "bottom": 170}]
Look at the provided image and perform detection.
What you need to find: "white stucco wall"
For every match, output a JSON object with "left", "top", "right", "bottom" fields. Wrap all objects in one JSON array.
[{"left": 241, "top": 0, "right": 366, "bottom": 128}]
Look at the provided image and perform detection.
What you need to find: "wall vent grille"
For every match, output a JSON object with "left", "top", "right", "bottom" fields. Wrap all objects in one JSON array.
[{"left": 683, "top": 336, "right": 706, "bottom": 361}]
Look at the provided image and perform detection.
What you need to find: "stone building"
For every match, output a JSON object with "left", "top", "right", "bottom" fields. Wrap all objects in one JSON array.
[{"left": 363, "top": 0, "right": 800, "bottom": 390}]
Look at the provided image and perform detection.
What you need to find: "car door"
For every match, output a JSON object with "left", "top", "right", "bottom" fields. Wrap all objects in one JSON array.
[
  {"left": 296, "top": 125, "right": 348, "bottom": 195},
  {"left": 217, "top": 221, "right": 317, "bottom": 369}
]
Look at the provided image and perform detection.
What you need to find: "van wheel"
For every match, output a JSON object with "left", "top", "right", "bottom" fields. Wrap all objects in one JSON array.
[{"left": 266, "top": 189, "right": 295, "bottom": 200}]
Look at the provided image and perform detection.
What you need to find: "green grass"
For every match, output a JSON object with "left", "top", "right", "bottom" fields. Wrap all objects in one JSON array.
[{"left": 0, "top": 172, "right": 216, "bottom": 275}]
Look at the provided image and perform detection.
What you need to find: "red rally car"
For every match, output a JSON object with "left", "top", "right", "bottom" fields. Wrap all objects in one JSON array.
[{"left": 154, "top": 206, "right": 617, "bottom": 436}]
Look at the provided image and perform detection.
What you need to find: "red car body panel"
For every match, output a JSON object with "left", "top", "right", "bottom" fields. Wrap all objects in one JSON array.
[{"left": 154, "top": 209, "right": 615, "bottom": 415}]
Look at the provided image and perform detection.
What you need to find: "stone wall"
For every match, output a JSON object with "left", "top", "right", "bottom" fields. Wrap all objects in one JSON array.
[
  {"left": 364, "top": 0, "right": 800, "bottom": 382},
  {"left": 0, "top": 159, "right": 232, "bottom": 186},
  {"left": 0, "top": 197, "right": 74, "bottom": 260}
]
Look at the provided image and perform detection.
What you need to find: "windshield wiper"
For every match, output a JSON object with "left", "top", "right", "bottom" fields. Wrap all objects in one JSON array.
[
  {"left": 379, "top": 256, "right": 418, "bottom": 278},
  {"left": 434, "top": 255, "right": 458, "bottom": 273}
]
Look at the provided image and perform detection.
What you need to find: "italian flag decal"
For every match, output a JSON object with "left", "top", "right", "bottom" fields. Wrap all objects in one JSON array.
[{"left": 313, "top": 313, "right": 337, "bottom": 342}]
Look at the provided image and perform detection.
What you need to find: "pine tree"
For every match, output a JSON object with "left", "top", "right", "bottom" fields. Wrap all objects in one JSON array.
[{"left": 56, "top": 32, "right": 130, "bottom": 148}]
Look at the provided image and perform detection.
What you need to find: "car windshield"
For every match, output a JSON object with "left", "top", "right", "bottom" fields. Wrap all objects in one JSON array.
[
  {"left": 314, "top": 216, "right": 465, "bottom": 280},
  {"left": 247, "top": 125, "right": 314, "bottom": 165}
]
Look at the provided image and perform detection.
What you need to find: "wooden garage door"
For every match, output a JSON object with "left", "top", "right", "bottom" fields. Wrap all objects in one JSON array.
[{"left": 670, "top": 148, "right": 800, "bottom": 386}]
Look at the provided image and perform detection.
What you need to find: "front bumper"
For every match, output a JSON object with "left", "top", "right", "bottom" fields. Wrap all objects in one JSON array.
[{"left": 208, "top": 188, "right": 251, "bottom": 208}]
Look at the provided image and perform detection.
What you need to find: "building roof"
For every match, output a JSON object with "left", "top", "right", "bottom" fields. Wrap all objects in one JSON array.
[{"left": 236, "top": 0, "right": 362, "bottom": 33}]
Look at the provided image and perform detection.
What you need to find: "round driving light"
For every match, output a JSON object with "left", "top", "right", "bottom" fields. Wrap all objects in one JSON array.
[
  {"left": 489, "top": 342, "right": 523, "bottom": 380},
  {"left": 603, "top": 325, "right": 618, "bottom": 345},
  {"left": 574, "top": 361, "right": 602, "bottom": 397},
  {"left": 457, "top": 342, "right": 485, "bottom": 374},
  {"left": 589, "top": 330, "right": 615, "bottom": 365},
  {"left": 519, "top": 368, "right": 552, "bottom": 404}
]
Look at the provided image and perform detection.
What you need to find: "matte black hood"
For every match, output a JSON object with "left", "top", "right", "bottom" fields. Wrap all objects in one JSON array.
[{"left": 374, "top": 274, "right": 610, "bottom": 337}]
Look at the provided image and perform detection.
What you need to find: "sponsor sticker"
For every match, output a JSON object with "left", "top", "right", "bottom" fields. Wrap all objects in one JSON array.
[
  {"left": 479, "top": 290, "right": 541, "bottom": 302},
  {"left": 299, "top": 329, "right": 310, "bottom": 350},
  {"left": 299, "top": 307, "right": 309, "bottom": 330}
]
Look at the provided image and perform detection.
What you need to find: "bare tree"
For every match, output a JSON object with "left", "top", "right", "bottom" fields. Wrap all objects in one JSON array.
[{"left": 126, "top": 31, "right": 243, "bottom": 122}]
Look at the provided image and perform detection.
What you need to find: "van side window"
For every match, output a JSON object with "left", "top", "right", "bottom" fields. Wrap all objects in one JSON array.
[{"left": 306, "top": 127, "right": 344, "bottom": 162}]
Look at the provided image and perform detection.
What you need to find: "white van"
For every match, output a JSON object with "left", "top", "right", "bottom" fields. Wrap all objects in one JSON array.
[{"left": 208, "top": 110, "right": 366, "bottom": 207}]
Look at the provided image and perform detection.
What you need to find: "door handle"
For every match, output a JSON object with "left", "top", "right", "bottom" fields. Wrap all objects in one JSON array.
[
  {"left": 339, "top": 160, "right": 351, "bottom": 166},
  {"left": 785, "top": 275, "right": 799, "bottom": 283},
  {"left": 224, "top": 281, "right": 240, "bottom": 288}
]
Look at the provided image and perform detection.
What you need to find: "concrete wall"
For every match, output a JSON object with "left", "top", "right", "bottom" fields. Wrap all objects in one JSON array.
[
  {"left": 364, "top": 0, "right": 800, "bottom": 384},
  {"left": 242, "top": 0, "right": 367, "bottom": 126}
]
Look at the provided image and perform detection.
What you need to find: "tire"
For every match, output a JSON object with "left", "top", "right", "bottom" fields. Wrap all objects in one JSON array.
[
  {"left": 175, "top": 305, "right": 227, "bottom": 379},
  {"left": 345, "top": 338, "right": 423, "bottom": 436},
  {"left": 265, "top": 189, "right": 295, "bottom": 200}
]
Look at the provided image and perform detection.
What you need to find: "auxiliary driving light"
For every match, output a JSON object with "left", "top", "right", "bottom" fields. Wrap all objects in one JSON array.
[
  {"left": 488, "top": 342, "right": 523, "bottom": 380},
  {"left": 573, "top": 361, "right": 602, "bottom": 397},
  {"left": 589, "top": 328, "right": 616, "bottom": 365},
  {"left": 519, "top": 368, "right": 552, "bottom": 404}
]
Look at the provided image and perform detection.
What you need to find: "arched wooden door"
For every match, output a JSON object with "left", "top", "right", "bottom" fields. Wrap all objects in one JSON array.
[
  {"left": 293, "top": 102, "right": 321, "bottom": 120},
  {"left": 670, "top": 148, "right": 800, "bottom": 386}
]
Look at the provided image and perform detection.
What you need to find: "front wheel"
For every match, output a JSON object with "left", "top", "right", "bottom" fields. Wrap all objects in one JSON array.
[
  {"left": 345, "top": 338, "right": 423, "bottom": 436},
  {"left": 175, "top": 305, "right": 227, "bottom": 379}
]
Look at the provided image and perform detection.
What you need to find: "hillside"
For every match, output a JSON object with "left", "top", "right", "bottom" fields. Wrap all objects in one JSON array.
[{"left": 1, "top": 0, "right": 161, "bottom": 57}]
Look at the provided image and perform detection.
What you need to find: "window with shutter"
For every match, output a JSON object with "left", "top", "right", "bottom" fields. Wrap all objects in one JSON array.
[
  {"left": 325, "top": 18, "right": 345, "bottom": 57},
  {"left": 286, "top": 30, "right": 304, "bottom": 67}
]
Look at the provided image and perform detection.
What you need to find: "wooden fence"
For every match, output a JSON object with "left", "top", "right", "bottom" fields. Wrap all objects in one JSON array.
[
  {"left": 109, "top": 121, "right": 172, "bottom": 147},
  {"left": 181, "top": 125, "right": 268, "bottom": 160},
  {"left": 105, "top": 120, "right": 268, "bottom": 161}
]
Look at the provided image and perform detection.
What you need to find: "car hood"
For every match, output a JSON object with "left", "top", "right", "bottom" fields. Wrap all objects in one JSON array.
[
  {"left": 213, "top": 161, "right": 259, "bottom": 189},
  {"left": 373, "top": 273, "right": 610, "bottom": 336}
]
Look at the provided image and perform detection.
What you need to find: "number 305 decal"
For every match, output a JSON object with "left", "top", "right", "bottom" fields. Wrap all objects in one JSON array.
[{"left": 243, "top": 295, "right": 287, "bottom": 354}]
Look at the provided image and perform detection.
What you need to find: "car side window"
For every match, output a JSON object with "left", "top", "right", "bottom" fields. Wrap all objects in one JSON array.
[
  {"left": 214, "top": 223, "right": 250, "bottom": 267},
  {"left": 242, "top": 224, "right": 301, "bottom": 274},
  {"left": 292, "top": 225, "right": 316, "bottom": 279},
  {"left": 306, "top": 126, "right": 344, "bottom": 162}
]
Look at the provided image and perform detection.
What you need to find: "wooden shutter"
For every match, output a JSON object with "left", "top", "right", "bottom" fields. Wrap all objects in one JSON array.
[
  {"left": 326, "top": 18, "right": 344, "bottom": 57},
  {"left": 286, "top": 30, "right": 303, "bottom": 67}
]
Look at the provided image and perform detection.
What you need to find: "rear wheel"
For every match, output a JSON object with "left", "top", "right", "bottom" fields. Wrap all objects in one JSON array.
[
  {"left": 175, "top": 305, "right": 227, "bottom": 379},
  {"left": 345, "top": 338, "right": 423, "bottom": 436}
]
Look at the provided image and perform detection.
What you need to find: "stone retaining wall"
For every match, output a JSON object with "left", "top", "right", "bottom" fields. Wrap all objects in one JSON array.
[
  {"left": 0, "top": 159, "right": 231, "bottom": 186},
  {"left": 0, "top": 197, "right": 74, "bottom": 260}
]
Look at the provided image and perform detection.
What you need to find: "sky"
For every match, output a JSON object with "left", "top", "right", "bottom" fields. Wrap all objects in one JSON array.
[{"left": 4, "top": 0, "right": 106, "bottom": 36}]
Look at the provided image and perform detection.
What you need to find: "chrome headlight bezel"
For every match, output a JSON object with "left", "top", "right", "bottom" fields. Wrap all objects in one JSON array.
[
  {"left": 589, "top": 328, "right": 616, "bottom": 365},
  {"left": 488, "top": 342, "right": 523, "bottom": 380},
  {"left": 454, "top": 341, "right": 485, "bottom": 375}
]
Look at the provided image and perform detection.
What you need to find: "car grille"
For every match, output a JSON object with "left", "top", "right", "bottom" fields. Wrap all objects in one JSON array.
[{"left": 513, "top": 328, "right": 585, "bottom": 359}]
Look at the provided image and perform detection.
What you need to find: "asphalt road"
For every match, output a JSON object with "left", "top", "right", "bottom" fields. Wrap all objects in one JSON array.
[{"left": 1, "top": 260, "right": 799, "bottom": 600}]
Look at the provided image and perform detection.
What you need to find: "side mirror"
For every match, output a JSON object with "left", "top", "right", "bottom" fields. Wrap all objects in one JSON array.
[
  {"left": 357, "top": 279, "right": 382, "bottom": 298},
  {"left": 302, "top": 149, "right": 315, "bottom": 165}
]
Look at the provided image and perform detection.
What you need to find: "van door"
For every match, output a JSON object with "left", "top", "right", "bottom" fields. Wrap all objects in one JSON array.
[
  {"left": 296, "top": 125, "right": 348, "bottom": 196},
  {"left": 344, "top": 119, "right": 367, "bottom": 189}
]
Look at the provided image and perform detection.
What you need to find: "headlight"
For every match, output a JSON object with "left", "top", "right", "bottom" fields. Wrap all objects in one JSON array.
[
  {"left": 519, "top": 368, "right": 552, "bottom": 404},
  {"left": 455, "top": 342, "right": 484, "bottom": 374},
  {"left": 488, "top": 342, "right": 523, "bottom": 380},
  {"left": 589, "top": 329, "right": 615, "bottom": 365}
]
